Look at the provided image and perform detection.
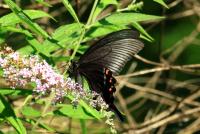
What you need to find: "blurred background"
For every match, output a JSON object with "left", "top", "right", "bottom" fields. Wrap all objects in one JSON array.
[{"left": 0, "top": 0, "right": 200, "bottom": 133}]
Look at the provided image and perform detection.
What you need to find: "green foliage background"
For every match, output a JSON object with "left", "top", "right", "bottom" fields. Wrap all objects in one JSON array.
[{"left": 0, "top": 0, "right": 200, "bottom": 133}]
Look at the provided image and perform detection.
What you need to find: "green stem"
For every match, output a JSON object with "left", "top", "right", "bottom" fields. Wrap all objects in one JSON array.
[
  {"left": 86, "top": 0, "right": 99, "bottom": 26},
  {"left": 69, "top": 27, "right": 85, "bottom": 61},
  {"left": 31, "top": 92, "right": 55, "bottom": 131},
  {"left": 70, "top": 0, "right": 99, "bottom": 61},
  {"left": 80, "top": 119, "right": 87, "bottom": 134}
]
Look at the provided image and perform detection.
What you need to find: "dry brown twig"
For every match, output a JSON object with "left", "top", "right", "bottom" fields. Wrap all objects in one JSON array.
[
  {"left": 123, "top": 106, "right": 200, "bottom": 134},
  {"left": 117, "top": 40, "right": 200, "bottom": 78}
]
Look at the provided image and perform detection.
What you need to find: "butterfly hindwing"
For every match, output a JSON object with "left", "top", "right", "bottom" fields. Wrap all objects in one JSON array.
[
  {"left": 78, "top": 63, "right": 105, "bottom": 93},
  {"left": 103, "top": 68, "right": 125, "bottom": 121}
]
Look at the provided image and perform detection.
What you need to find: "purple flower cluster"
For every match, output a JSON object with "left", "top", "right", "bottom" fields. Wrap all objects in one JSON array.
[
  {"left": 0, "top": 47, "right": 86, "bottom": 102},
  {"left": 0, "top": 47, "right": 116, "bottom": 133}
]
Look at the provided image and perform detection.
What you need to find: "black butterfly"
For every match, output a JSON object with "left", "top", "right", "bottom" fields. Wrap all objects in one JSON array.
[{"left": 68, "top": 29, "right": 144, "bottom": 121}]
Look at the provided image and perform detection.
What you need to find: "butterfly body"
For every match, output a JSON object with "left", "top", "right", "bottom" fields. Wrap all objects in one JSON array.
[{"left": 68, "top": 29, "right": 144, "bottom": 121}]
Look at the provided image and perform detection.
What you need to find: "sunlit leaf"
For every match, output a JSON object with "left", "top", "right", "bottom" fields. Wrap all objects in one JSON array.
[
  {"left": 4, "top": 0, "right": 50, "bottom": 38},
  {"left": 93, "top": 12, "right": 164, "bottom": 26},
  {"left": 0, "top": 88, "right": 32, "bottom": 96},
  {"left": 54, "top": 104, "right": 102, "bottom": 119},
  {"left": 0, "top": 10, "right": 53, "bottom": 26},
  {"left": 132, "top": 22, "right": 154, "bottom": 41},
  {"left": 84, "top": 25, "right": 123, "bottom": 42},
  {"left": 36, "top": 0, "right": 52, "bottom": 7},
  {"left": 0, "top": 95, "right": 26, "bottom": 133},
  {"left": 2, "top": 26, "right": 32, "bottom": 37},
  {"left": 93, "top": 0, "right": 118, "bottom": 22},
  {"left": 62, "top": 0, "right": 79, "bottom": 23},
  {"left": 21, "top": 106, "right": 41, "bottom": 117},
  {"left": 153, "top": 0, "right": 169, "bottom": 9},
  {"left": 42, "top": 23, "right": 84, "bottom": 55}
]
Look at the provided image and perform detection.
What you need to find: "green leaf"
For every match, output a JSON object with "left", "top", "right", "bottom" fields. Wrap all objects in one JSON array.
[
  {"left": 132, "top": 22, "right": 154, "bottom": 41},
  {"left": 0, "top": 96, "right": 5, "bottom": 114},
  {"left": 52, "top": 23, "right": 83, "bottom": 44},
  {"left": 2, "top": 26, "right": 32, "bottom": 37},
  {"left": 26, "top": 36, "right": 51, "bottom": 56},
  {"left": 84, "top": 21, "right": 154, "bottom": 43},
  {"left": 0, "top": 69, "right": 3, "bottom": 76},
  {"left": 84, "top": 25, "right": 123, "bottom": 42},
  {"left": 36, "top": 0, "right": 52, "bottom": 7},
  {"left": 0, "top": 95, "right": 26, "bottom": 133},
  {"left": 79, "top": 100, "right": 103, "bottom": 120},
  {"left": 0, "top": 10, "right": 53, "bottom": 26},
  {"left": 62, "top": 0, "right": 79, "bottom": 23},
  {"left": 0, "top": 28, "right": 7, "bottom": 44},
  {"left": 0, "top": 88, "right": 32, "bottom": 96},
  {"left": 18, "top": 45, "right": 35, "bottom": 55},
  {"left": 51, "top": 56, "right": 71, "bottom": 63},
  {"left": 93, "top": 12, "right": 164, "bottom": 26},
  {"left": 77, "top": 44, "right": 89, "bottom": 54},
  {"left": 4, "top": 0, "right": 50, "bottom": 38},
  {"left": 54, "top": 104, "right": 100, "bottom": 119},
  {"left": 85, "top": 13, "right": 163, "bottom": 41},
  {"left": 93, "top": 0, "right": 118, "bottom": 21},
  {"left": 153, "top": 0, "right": 169, "bottom": 9},
  {"left": 42, "top": 23, "right": 84, "bottom": 55},
  {"left": 21, "top": 106, "right": 41, "bottom": 117},
  {"left": 140, "top": 34, "right": 152, "bottom": 42},
  {"left": 24, "top": 118, "right": 56, "bottom": 132}
]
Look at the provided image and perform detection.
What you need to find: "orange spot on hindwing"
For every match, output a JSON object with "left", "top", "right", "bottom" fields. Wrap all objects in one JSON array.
[{"left": 104, "top": 68, "right": 117, "bottom": 95}]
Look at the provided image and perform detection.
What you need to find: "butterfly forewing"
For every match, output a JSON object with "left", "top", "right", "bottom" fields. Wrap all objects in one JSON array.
[
  {"left": 79, "top": 30, "right": 144, "bottom": 75},
  {"left": 79, "top": 46, "right": 112, "bottom": 64},
  {"left": 80, "top": 29, "right": 140, "bottom": 57}
]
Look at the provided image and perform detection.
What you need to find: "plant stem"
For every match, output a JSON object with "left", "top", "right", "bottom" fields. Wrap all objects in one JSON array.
[
  {"left": 70, "top": 0, "right": 99, "bottom": 61},
  {"left": 69, "top": 27, "right": 85, "bottom": 61},
  {"left": 31, "top": 92, "right": 55, "bottom": 131},
  {"left": 86, "top": 0, "right": 99, "bottom": 26}
]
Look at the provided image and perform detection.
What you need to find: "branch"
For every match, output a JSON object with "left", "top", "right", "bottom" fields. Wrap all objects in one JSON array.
[
  {"left": 122, "top": 107, "right": 200, "bottom": 133},
  {"left": 117, "top": 64, "right": 200, "bottom": 78}
]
